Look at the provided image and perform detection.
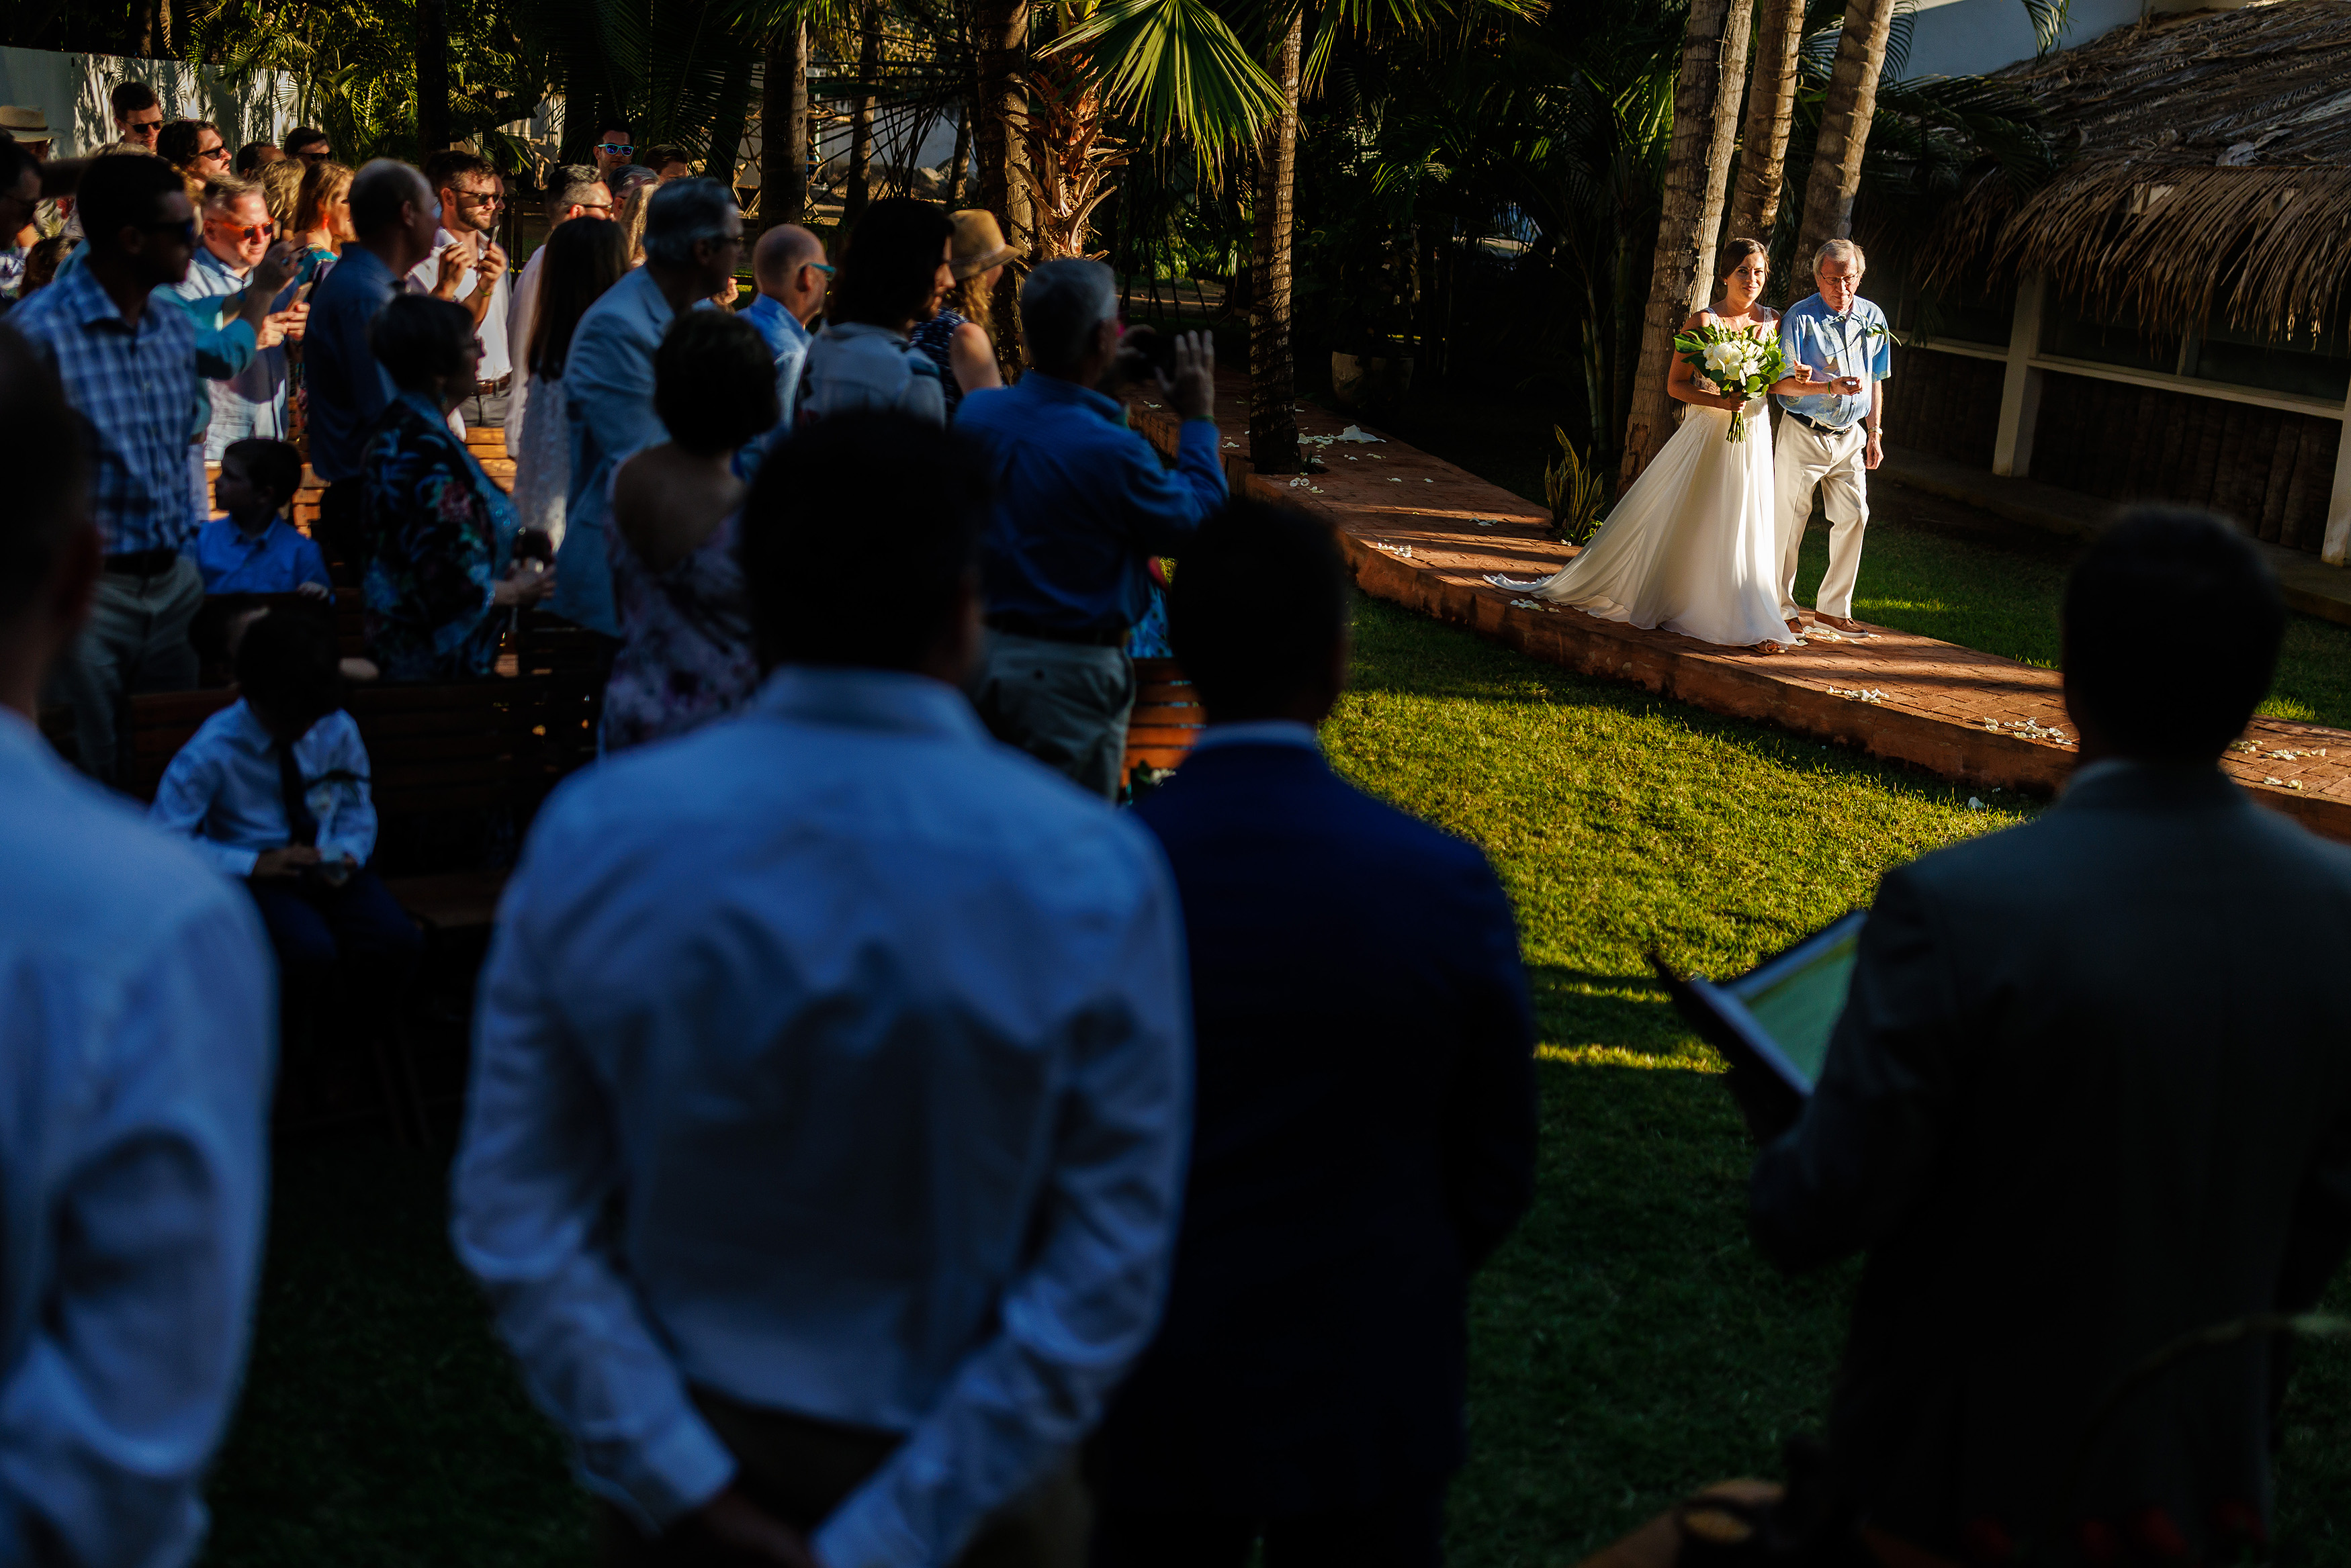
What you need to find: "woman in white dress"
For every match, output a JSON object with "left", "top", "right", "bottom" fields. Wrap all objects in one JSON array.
[
  {"left": 1494, "top": 240, "right": 1836, "bottom": 653},
  {"left": 510, "top": 217, "right": 632, "bottom": 553}
]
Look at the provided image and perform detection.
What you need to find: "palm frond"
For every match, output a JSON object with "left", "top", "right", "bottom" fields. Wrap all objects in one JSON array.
[{"left": 1047, "top": 0, "right": 1290, "bottom": 152}]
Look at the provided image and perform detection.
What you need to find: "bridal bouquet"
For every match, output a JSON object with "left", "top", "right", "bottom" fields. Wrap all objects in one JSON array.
[{"left": 1673, "top": 324, "right": 1791, "bottom": 443}]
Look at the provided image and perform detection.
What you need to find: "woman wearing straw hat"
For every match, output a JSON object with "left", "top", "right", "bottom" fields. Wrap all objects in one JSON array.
[{"left": 912, "top": 208, "right": 1017, "bottom": 418}]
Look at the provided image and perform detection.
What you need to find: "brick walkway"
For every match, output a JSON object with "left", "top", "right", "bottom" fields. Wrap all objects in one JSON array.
[{"left": 1131, "top": 373, "right": 2351, "bottom": 845}]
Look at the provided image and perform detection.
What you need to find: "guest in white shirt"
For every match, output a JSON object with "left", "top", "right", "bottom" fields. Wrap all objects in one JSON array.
[
  {"left": 0, "top": 322, "right": 276, "bottom": 1568},
  {"left": 406, "top": 149, "right": 512, "bottom": 429},
  {"left": 453, "top": 411, "right": 1192, "bottom": 1568},
  {"left": 148, "top": 606, "right": 421, "bottom": 1000}
]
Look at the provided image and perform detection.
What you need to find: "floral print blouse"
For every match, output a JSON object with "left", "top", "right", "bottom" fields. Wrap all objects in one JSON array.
[{"left": 361, "top": 390, "right": 519, "bottom": 682}]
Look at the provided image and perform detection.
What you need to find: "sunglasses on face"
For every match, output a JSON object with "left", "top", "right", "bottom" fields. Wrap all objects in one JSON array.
[
  {"left": 195, "top": 144, "right": 229, "bottom": 162},
  {"left": 453, "top": 189, "right": 504, "bottom": 207},
  {"left": 598, "top": 142, "right": 634, "bottom": 156},
  {"left": 210, "top": 221, "right": 271, "bottom": 242},
  {"left": 807, "top": 261, "right": 836, "bottom": 277},
  {"left": 126, "top": 120, "right": 161, "bottom": 138}
]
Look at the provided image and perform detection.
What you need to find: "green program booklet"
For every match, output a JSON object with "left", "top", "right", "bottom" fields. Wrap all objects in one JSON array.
[{"left": 1653, "top": 909, "right": 1867, "bottom": 1138}]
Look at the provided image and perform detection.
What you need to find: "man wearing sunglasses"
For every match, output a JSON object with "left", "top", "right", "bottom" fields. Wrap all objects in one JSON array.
[
  {"left": 742, "top": 222, "right": 830, "bottom": 428},
  {"left": 110, "top": 81, "right": 162, "bottom": 149},
  {"left": 593, "top": 120, "right": 636, "bottom": 180},
  {"left": 407, "top": 149, "right": 513, "bottom": 428},
  {"left": 173, "top": 174, "right": 308, "bottom": 459},
  {"left": 8, "top": 155, "right": 211, "bottom": 784}
]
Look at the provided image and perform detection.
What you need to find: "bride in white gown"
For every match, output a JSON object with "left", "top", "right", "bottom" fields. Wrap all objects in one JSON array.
[{"left": 1493, "top": 240, "right": 1843, "bottom": 653}]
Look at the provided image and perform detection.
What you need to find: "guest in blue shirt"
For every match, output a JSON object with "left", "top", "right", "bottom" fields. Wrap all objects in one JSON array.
[
  {"left": 305, "top": 158, "right": 440, "bottom": 573},
  {"left": 740, "top": 221, "right": 826, "bottom": 430},
  {"left": 955, "top": 257, "right": 1225, "bottom": 798},
  {"left": 558, "top": 178, "right": 741, "bottom": 636},
  {"left": 453, "top": 413, "right": 1189, "bottom": 1567},
  {"left": 0, "top": 328, "right": 276, "bottom": 1568},
  {"left": 172, "top": 174, "right": 304, "bottom": 459},
  {"left": 149, "top": 605, "right": 420, "bottom": 997},
  {"left": 192, "top": 436, "right": 330, "bottom": 595},
  {"left": 1773, "top": 237, "right": 1892, "bottom": 633},
  {"left": 1086, "top": 500, "right": 1538, "bottom": 1565}
]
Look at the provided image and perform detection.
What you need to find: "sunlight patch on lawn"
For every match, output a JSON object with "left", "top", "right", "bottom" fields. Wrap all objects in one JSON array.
[{"left": 1538, "top": 1042, "right": 1724, "bottom": 1072}]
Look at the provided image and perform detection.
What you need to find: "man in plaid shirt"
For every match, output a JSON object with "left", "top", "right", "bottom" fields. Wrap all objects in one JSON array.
[{"left": 9, "top": 154, "right": 205, "bottom": 785}]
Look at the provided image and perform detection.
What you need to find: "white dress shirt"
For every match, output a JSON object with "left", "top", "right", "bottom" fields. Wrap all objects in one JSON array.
[
  {"left": 409, "top": 226, "right": 513, "bottom": 379},
  {"left": 148, "top": 700, "right": 378, "bottom": 876},
  {"left": 451, "top": 667, "right": 1191, "bottom": 1567},
  {"left": 506, "top": 242, "right": 549, "bottom": 434},
  {"left": 0, "top": 710, "right": 275, "bottom": 1568}
]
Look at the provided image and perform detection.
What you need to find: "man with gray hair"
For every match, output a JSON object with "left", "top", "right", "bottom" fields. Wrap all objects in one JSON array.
[
  {"left": 506, "top": 166, "right": 614, "bottom": 435},
  {"left": 1773, "top": 236, "right": 1890, "bottom": 635},
  {"left": 955, "top": 257, "right": 1223, "bottom": 798},
  {"left": 553, "top": 177, "right": 742, "bottom": 637}
]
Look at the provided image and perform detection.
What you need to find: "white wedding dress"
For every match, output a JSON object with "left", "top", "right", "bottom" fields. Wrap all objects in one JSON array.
[{"left": 1493, "top": 382, "right": 1795, "bottom": 649}]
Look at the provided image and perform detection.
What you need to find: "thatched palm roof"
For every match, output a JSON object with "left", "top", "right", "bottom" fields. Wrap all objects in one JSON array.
[{"left": 1927, "top": 0, "right": 2351, "bottom": 343}]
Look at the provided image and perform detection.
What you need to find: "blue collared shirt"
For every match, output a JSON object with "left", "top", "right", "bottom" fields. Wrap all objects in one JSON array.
[
  {"left": 1776, "top": 293, "right": 1894, "bottom": 430},
  {"left": 740, "top": 293, "right": 813, "bottom": 430},
  {"left": 306, "top": 244, "right": 405, "bottom": 482},
  {"left": 558, "top": 267, "right": 692, "bottom": 635},
  {"left": 191, "top": 513, "right": 331, "bottom": 595},
  {"left": 173, "top": 246, "right": 296, "bottom": 456},
  {"left": 0, "top": 710, "right": 274, "bottom": 1568},
  {"left": 7, "top": 265, "right": 202, "bottom": 553},
  {"left": 451, "top": 666, "right": 1191, "bottom": 1567},
  {"left": 148, "top": 698, "right": 378, "bottom": 876},
  {"left": 956, "top": 373, "right": 1227, "bottom": 634},
  {"left": 1188, "top": 719, "right": 1321, "bottom": 755}
]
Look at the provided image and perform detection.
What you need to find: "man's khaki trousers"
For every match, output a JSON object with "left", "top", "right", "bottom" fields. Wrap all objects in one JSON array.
[{"left": 1773, "top": 415, "right": 1869, "bottom": 620}]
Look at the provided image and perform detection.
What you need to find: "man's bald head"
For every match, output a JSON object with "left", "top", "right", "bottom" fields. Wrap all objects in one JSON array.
[{"left": 754, "top": 223, "right": 822, "bottom": 291}]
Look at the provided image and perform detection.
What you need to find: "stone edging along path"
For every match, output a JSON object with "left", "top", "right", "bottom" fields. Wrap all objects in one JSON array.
[{"left": 1128, "top": 373, "right": 2351, "bottom": 846}]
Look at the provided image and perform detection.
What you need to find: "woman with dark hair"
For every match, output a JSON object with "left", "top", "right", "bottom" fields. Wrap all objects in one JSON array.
[
  {"left": 512, "top": 216, "right": 632, "bottom": 549},
  {"left": 599, "top": 310, "right": 779, "bottom": 751},
  {"left": 799, "top": 196, "right": 954, "bottom": 424},
  {"left": 361, "top": 294, "right": 555, "bottom": 681},
  {"left": 910, "top": 208, "right": 1016, "bottom": 418}
]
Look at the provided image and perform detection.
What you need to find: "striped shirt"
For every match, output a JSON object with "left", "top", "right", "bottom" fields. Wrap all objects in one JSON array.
[{"left": 8, "top": 264, "right": 202, "bottom": 554}]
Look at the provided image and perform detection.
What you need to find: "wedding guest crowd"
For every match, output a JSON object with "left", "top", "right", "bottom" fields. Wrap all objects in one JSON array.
[{"left": 8, "top": 129, "right": 2348, "bottom": 1568}]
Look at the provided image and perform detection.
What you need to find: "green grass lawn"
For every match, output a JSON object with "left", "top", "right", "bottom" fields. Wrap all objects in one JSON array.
[{"left": 197, "top": 592, "right": 2350, "bottom": 1565}]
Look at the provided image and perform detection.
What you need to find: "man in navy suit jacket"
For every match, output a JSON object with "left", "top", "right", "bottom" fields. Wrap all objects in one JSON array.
[{"left": 1085, "top": 499, "right": 1539, "bottom": 1567}]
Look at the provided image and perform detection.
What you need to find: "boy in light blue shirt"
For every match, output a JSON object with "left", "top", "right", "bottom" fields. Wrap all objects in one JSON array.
[
  {"left": 191, "top": 437, "right": 332, "bottom": 596},
  {"left": 150, "top": 606, "right": 419, "bottom": 999}
]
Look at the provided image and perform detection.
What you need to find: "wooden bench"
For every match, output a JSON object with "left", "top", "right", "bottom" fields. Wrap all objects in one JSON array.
[{"left": 1124, "top": 657, "right": 1204, "bottom": 790}]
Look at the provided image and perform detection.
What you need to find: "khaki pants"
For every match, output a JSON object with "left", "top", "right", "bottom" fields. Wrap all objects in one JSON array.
[
  {"left": 1773, "top": 415, "right": 1870, "bottom": 620},
  {"left": 45, "top": 553, "right": 202, "bottom": 786},
  {"left": 598, "top": 1387, "right": 1089, "bottom": 1567},
  {"left": 969, "top": 630, "right": 1135, "bottom": 802}
]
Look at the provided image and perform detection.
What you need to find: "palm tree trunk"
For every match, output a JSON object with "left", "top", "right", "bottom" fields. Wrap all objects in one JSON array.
[
  {"left": 1727, "top": 0, "right": 1805, "bottom": 245},
  {"left": 846, "top": 1, "right": 881, "bottom": 228},
  {"left": 948, "top": 99, "right": 973, "bottom": 207},
  {"left": 1248, "top": 7, "right": 1304, "bottom": 476},
  {"left": 761, "top": 23, "right": 810, "bottom": 228},
  {"left": 707, "top": 52, "right": 756, "bottom": 188},
  {"left": 1794, "top": 0, "right": 1898, "bottom": 269},
  {"left": 974, "top": 0, "right": 1029, "bottom": 375},
  {"left": 416, "top": 0, "right": 450, "bottom": 155},
  {"left": 1616, "top": 0, "right": 1754, "bottom": 492}
]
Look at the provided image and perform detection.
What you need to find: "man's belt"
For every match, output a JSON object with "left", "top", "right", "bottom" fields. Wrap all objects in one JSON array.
[
  {"left": 102, "top": 547, "right": 182, "bottom": 578},
  {"left": 474, "top": 373, "right": 514, "bottom": 396},
  {"left": 1787, "top": 410, "right": 1861, "bottom": 437},
  {"left": 985, "top": 612, "right": 1128, "bottom": 648}
]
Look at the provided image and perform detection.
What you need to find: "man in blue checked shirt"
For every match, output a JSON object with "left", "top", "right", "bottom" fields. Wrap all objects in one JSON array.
[
  {"left": 10, "top": 153, "right": 211, "bottom": 785},
  {"left": 1774, "top": 237, "right": 1892, "bottom": 635}
]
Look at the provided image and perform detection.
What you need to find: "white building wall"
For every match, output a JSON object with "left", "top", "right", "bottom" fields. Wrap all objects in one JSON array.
[
  {"left": 0, "top": 44, "right": 300, "bottom": 156},
  {"left": 1903, "top": 0, "right": 2145, "bottom": 80}
]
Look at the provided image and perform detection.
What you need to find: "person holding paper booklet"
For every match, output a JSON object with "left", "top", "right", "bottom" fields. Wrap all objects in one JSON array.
[
  {"left": 1487, "top": 238, "right": 1851, "bottom": 653},
  {"left": 1747, "top": 508, "right": 2351, "bottom": 1565}
]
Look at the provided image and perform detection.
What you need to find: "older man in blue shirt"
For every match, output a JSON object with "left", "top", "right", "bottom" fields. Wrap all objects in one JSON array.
[
  {"left": 955, "top": 258, "right": 1225, "bottom": 799},
  {"left": 554, "top": 178, "right": 741, "bottom": 636},
  {"left": 1774, "top": 237, "right": 1890, "bottom": 634},
  {"left": 742, "top": 222, "right": 828, "bottom": 430}
]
